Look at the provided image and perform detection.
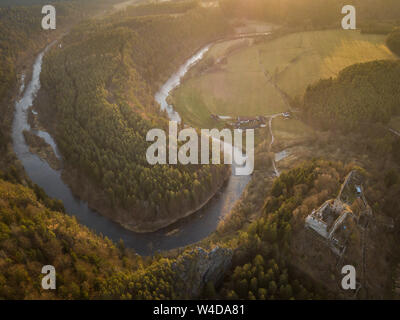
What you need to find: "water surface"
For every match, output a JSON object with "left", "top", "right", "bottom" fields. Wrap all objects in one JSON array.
[{"left": 12, "top": 43, "right": 250, "bottom": 255}]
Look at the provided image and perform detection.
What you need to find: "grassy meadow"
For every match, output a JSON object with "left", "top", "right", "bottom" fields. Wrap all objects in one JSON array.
[
  {"left": 272, "top": 118, "right": 315, "bottom": 142},
  {"left": 260, "top": 29, "right": 397, "bottom": 98},
  {"left": 171, "top": 29, "right": 396, "bottom": 129}
]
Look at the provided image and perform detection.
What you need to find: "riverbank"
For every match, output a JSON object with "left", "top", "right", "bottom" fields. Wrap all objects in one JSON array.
[
  {"left": 32, "top": 69, "right": 233, "bottom": 233},
  {"left": 0, "top": 28, "right": 74, "bottom": 187},
  {"left": 9, "top": 9, "right": 261, "bottom": 254},
  {"left": 59, "top": 162, "right": 231, "bottom": 233},
  {"left": 23, "top": 130, "right": 61, "bottom": 171}
]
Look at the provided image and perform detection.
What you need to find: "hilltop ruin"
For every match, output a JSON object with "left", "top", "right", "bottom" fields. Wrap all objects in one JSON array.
[{"left": 305, "top": 170, "right": 372, "bottom": 256}]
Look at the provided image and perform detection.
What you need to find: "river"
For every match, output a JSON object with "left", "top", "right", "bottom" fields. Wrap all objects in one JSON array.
[{"left": 12, "top": 42, "right": 250, "bottom": 256}]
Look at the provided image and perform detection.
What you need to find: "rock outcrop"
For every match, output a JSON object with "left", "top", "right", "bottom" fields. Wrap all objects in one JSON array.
[{"left": 172, "top": 246, "right": 233, "bottom": 298}]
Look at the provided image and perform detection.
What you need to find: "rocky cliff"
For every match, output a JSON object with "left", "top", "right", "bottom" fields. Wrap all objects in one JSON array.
[{"left": 172, "top": 246, "right": 233, "bottom": 298}]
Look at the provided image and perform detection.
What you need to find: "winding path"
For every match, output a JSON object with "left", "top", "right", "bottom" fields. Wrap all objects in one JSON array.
[
  {"left": 389, "top": 128, "right": 400, "bottom": 137},
  {"left": 266, "top": 113, "right": 284, "bottom": 177}
]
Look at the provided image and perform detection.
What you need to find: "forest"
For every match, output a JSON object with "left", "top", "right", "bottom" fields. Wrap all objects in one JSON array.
[
  {"left": 1, "top": 154, "right": 398, "bottom": 299},
  {"left": 303, "top": 60, "right": 400, "bottom": 131},
  {"left": 0, "top": 0, "right": 124, "bottom": 180},
  {"left": 0, "top": 176, "right": 183, "bottom": 300},
  {"left": 1, "top": 0, "right": 400, "bottom": 301},
  {"left": 302, "top": 60, "right": 400, "bottom": 168},
  {"left": 0, "top": 0, "right": 116, "bottom": 105},
  {"left": 213, "top": 160, "right": 347, "bottom": 299},
  {"left": 39, "top": 4, "right": 232, "bottom": 230},
  {"left": 387, "top": 28, "right": 400, "bottom": 56}
]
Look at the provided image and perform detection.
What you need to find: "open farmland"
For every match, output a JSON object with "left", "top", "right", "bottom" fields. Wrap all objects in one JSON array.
[{"left": 171, "top": 29, "right": 397, "bottom": 128}]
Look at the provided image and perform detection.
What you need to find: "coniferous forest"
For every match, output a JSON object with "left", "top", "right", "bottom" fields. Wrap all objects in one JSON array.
[
  {"left": 40, "top": 5, "right": 231, "bottom": 230},
  {"left": 0, "top": 0, "right": 400, "bottom": 305}
]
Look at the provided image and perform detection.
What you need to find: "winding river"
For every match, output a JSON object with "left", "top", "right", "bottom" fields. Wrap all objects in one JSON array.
[{"left": 12, "top": 42, "right": 250, "bottom": 256}]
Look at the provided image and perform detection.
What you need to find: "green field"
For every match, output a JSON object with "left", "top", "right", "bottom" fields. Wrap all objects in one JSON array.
[
  {"left": 172, "top": 29, "right": 396, "bottom": 128},
  {"left": 259, "top": 29, "right": 396, "bottom": 98},
  {"left": 273, "top": 118, "right": 315, "bottom": 142}
]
